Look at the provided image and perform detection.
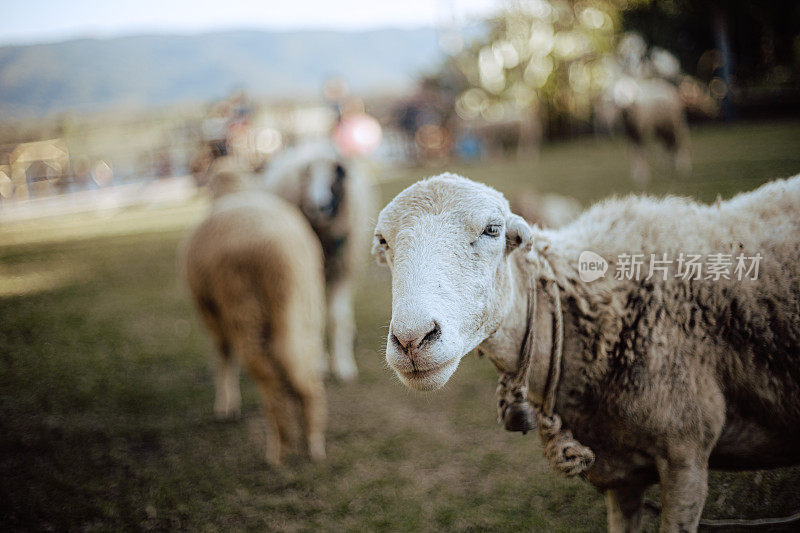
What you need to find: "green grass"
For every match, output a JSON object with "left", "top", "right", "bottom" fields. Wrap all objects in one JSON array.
[{"left": 2, "top": 121, "right": 800, "bottom": 531}]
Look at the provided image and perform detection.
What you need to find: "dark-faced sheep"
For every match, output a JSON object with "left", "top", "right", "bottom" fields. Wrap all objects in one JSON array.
[
  {"left": 260, "top": 141, "right": 375, "bottom": 381},
  {"left": 373, "top": 173, "right": 800, "bottom": 532},
  {"left": 183, "top": 170, "right": 327, "bottom": 464}
]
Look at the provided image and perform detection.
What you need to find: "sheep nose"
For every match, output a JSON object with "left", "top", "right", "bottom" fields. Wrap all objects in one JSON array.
[{"left": 391, "top": 319, "right": 440, "bottom": 353}]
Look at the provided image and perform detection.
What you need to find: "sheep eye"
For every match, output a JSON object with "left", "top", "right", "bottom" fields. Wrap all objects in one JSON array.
[
  {"left": 377, "top": 235, "right": 387, "bottom": 246},
  {"left": 482, "top": 224, "right": 501, "bottom": 237}
]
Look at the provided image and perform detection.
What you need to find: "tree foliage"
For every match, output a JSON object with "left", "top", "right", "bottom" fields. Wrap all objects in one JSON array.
[{"left": 447, "top": 0, "right": 627, "bottom": 125}]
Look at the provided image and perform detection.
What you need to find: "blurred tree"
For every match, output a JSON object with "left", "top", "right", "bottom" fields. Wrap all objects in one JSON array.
[
  {"left": 436, "top": 0, "right": 626, "bottom": 139},
  {"left": 431, "top": 0, "right": 800, "bottom": 141},
  {"left": 623, "top": 0, "right": 800, "bottom": 118}
]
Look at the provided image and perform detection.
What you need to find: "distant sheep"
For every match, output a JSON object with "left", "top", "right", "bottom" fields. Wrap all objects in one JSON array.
[
  {"left": 183, "top": 169, "right": 327, "bottom": 464},
  {"left": 615, "top": 77, "right": 692, "bottom": 186},
  {"left": 261, "top": 141, "right": 375, "bottom": 381},
  {"left": 509, "top": 190, "right": 582, "bottom": 228},
  {"left": 596, "top": 34, "right": 702, "bottom": 187}
]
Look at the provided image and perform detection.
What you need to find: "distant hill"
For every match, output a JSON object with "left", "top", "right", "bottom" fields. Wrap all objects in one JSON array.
[{"left": 0, "top": 28, "right": 444, "bottom": 119}]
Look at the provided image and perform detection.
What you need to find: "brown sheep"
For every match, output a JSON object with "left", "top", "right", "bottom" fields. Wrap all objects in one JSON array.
[{"left": 183, "top": 171, "right": 327, "bottom": 464}]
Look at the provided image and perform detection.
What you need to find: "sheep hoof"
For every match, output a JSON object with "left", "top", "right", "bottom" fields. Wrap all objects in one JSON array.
[
  {"left": 213, "top": 403, "right": 241, "bottom": 420},
  {"left": 308, "top": 435, "right": 327, "bottom": 462},
  {"left": 265, "top": 445, "right": 284, "bottom": 467},
  {"left": 676, "top": 153, "right": 692, "bottom": 178},
  {"left": 332, "top": 359, "right": 358, "bottom": 383}
]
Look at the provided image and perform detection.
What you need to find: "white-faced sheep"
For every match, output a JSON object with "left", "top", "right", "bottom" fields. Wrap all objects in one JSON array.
[
  {"left": 183, "top": 169, "right": 327, "bottom": 464},
  {"left": 260, "top": 141, "right": 375, "bottom": 381},
  {"left": 373, "top": 173, "right": 800, "bottom": 532}
]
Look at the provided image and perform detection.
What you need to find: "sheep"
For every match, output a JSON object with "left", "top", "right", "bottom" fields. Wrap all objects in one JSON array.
[
  {"left": 596, "top": 34, "right": 699, "bottom": 187},
  {"left": 509, "top": 190, "right": 582, "bottom": 228},
  {"left": 183, "top": 168, "right": 327, "bottom": 465},
  {"left": 614, "top": 76, "right": 692, "bottom": 187},
  {"left": 260, "top": 140, "right": 375, "bottom": 381},
  {"left": 372, "top": 172, "right": 800, "bottom": 532}
]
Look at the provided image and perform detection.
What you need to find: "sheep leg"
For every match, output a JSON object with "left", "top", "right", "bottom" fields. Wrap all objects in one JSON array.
[
  {"left": 605, "top": 485, "right": 646, "bottom": 533},
  {"left": 235, "top": 333, "right": 296, "bottom": 466},
  {"left": 327, "top": 279, "right": 358, "bottom": 381},
  {"left": 261, "top": 366, "right": 325, "bottom": 463},
  {"left": 655, "top": 453, "right": 708, "bottom": 532},
  {"left": 252, "top": 376, "right": 297, "bottom": 466},
  {"left": 261, "top": 391, "right": 295, "bottom": 466},
  {"left": 213, "top": 340, "right": 241, "bottom": 419},
  {"left": 196, "top": 300, "right": 241, "bottom": 419},
  {"left": 277, "top": 331, "right": 327, "bottom": 461},
  {"left": 629, "top": 145, "right": 650, "bottom": 188},
  {"left": 296, "top": 381, "right": 327, "bottom": 461},
  {"left": 674, "top": 145, "right": 692, "bottom": 178},
  {"left": 673, "top": 122, "right": 692, "bottom": 178}
]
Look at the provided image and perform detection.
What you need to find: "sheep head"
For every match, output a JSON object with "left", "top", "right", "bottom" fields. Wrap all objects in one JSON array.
[
  {"left": 373, "top": 173, "right": 531, "bottom": 391},
  {"left": 263, "top": 141, "right": 348, "bottom": 226},
  {"left": 300, "top": 156, "right": 347, "bottom": 224}
]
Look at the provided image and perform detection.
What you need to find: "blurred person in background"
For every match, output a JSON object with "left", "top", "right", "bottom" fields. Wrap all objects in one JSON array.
[{"left": 332, "top": 97, "right": 382, "bottom": 159}]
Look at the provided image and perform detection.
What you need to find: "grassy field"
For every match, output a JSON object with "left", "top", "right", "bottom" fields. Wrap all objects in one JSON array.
[{"left": 2, "top": 121, "right": 800, "bottom": 531}]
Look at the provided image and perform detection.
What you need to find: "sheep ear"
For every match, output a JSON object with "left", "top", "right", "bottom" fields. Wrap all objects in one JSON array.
[
  {"left": 371, "top": 236, "right": 388, "bottom": 265},
  {"left": 506, "top": 213, "right": 532, "bottom": 253}
]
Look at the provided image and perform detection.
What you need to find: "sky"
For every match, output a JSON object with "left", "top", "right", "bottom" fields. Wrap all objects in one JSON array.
[{"left": 1, "top": 0, "right": 498, "bottom": 45}]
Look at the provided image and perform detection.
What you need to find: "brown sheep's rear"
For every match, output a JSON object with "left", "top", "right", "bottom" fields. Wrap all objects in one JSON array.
[{"left": 184, "top": 191, "right": 327, "bottom": 464}]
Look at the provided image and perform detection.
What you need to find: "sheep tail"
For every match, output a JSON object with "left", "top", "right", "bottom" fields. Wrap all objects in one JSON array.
[{"left": 538, "top": 413, "right": 595, "bottom": 477}]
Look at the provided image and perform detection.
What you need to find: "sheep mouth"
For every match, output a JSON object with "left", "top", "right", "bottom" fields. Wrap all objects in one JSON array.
[
  {"left": 397, "top": 365, "right": 445, "bottom": 380},
  {"left": 393, "top": 356, "right": 460, "bottom": 390}
]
